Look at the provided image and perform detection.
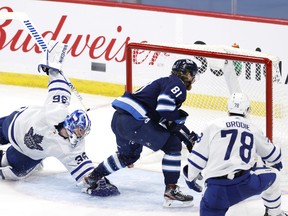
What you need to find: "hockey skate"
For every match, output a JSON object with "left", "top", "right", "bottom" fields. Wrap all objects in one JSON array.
[{"left": 163, "top": 184, "right": 193, "bottom": 207}]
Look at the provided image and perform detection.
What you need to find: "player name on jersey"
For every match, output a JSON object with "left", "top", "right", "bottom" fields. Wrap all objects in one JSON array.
[{"left": 225, "top": 121, "right": 250, "bottom": 130}]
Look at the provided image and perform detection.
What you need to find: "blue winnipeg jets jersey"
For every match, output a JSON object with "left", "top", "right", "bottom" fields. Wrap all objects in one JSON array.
[
  {"left": 112, "top": 74, "right": 187, "bottom": 123},
  {"left": 7, "top": 71, "right": 94, "bottom": 182}
]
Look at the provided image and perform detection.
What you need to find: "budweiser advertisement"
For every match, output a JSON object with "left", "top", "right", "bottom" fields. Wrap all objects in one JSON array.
[{"left": 0, "top": 0, "right": 287, "bottom": 87}]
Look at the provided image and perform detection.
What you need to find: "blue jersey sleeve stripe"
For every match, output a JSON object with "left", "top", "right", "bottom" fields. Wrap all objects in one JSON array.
[
  {"left": 157, "top": 94, "right": 176, "bottom": 104},
  {"left": 188, "top": 158, "right": 204, "bottom": 170},
  {"left": 156, "top": 104, "right": 176, "bottom": 111},
  {"left": 271, "top": 151, "right": 281, "bottom": 163},
  {"left": 48, "top": 79, "right": 69, "bottom": 87},
  {"left": 71, "top": 160, "right": 93, "bottom": 175},
  {"left": 262, "top": 146, "right": 276, "bottom": 160},
  {"left": 157, "top": 95, "right": 176, "bottom": 111},
  {"left": 112, "top": 97, "right": 147, "bottom": 120},
  {"left": 75, "top": 167, "right": 94, "bottom": 181},
  {"left": 262, "top": 195, "right": 281, "bottom": 203},
  {"left": 191, "top": 150, "right": 208, "bottom": 161},
  {"left": 48, "top": 87, "right": 71, "bottom": 95}
]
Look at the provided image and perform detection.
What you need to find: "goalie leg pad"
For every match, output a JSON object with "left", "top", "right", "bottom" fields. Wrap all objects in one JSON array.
[
  {"left": 3, "top": 146, "right": 43, "bottom": 179},
  {"left": 0, "top": 165, "right": 26, "bottom": 180},
  {"left": 0, "top": 115, "right": 12, "bottom": 145},
  {"left": 0, "top": 162, "right": 44, "bottom": 180}
]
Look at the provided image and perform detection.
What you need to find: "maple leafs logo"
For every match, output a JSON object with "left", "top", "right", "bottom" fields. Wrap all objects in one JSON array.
[{"left": 24, "top": 127, "right": 44, "bottom": 151}]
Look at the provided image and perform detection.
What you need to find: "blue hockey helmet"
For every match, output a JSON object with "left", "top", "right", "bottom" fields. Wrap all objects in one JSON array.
[
  {"left": 171, "top": 59, "right": 199, "bottom": 90},
  {"left": 63, "top": 109, "right": 91, "bottom": 147},
  {"left": 172, "top": 59, "right": 198, "bottom": 77}
]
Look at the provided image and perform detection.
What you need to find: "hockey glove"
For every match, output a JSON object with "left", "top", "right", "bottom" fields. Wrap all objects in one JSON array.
[
  {"left": 183, "top": 165, "right": 203, "bottom": 193},
  {"left": 180, "top": 131, "right": 199, "bottom": 152},
  {"left": 81, "top": 177, "right": 120, "bottom": 197},
  {"left": 176, "top": 126, "right": 202, "bottom": 153},
  {"left": 166, "top": 109, "right": 189, "bottom": 133}
]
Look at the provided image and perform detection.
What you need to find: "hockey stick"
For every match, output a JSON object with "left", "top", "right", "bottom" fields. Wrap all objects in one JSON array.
[
  {"left": 179, "top": 129, "right": 195, "bottom": 146},
  {"left": 179, "top": 129, "right": 203, "bottom": 152},
  {"left": 0, "top": 12, "right": 48, "bottom": 51},
  {"left": 0, "top": 12, "right": 90, "bottom": 111}
]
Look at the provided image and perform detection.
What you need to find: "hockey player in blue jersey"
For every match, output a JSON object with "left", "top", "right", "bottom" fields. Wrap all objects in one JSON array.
[
  {"left": 81, "top": 58, "right": 200, "bottom": 207},
  {"left": 183, "top": 92, "right": 287, "bottom": 216},
  {"left": 0, "top": 41, "right": 119, "bottom": 197}
]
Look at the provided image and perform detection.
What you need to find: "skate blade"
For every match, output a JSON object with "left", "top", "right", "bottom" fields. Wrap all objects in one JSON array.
[{"left": 163, "top": 198, "right": 194, "bottom": 208}]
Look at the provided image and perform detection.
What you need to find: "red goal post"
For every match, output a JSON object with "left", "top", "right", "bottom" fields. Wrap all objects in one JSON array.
[{"left": 125, "top": 42, "right": 274, "bottom": 140}]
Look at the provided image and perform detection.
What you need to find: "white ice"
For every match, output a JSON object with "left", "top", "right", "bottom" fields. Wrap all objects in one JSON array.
[{"left": 0, "top": 84, "right": 287, "bottom": 216}]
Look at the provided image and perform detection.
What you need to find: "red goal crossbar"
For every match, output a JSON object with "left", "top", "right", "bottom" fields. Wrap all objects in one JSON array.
[{"left": 125, "top": 42, "right": 273, "bottom": 141}]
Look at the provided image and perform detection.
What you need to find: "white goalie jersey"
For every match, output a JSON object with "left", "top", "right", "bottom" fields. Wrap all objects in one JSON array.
[
  {"left": 6, "top": 71, "right": 94, "bottom": 182},
  {"left": 186, "top": 115, "right": 282, "bottom": 181}
]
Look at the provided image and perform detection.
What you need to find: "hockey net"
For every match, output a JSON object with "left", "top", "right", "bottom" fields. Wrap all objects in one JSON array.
[{"left": 126, "top": 42, "right": 288, "bottom": 188}]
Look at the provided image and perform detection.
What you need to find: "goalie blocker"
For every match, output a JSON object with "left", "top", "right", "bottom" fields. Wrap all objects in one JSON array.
[{"left": 38, "top": 40, "right": 68, "bottom": 75}]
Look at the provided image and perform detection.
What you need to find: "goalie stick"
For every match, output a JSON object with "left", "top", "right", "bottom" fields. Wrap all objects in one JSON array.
[{"left": 0, "top": 12, "right": 90, "bottom": 111}]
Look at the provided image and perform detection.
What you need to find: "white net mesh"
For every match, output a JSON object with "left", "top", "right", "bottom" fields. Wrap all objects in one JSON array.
[{"left": 128, "top": 43, "right": 288, "bottom": 189}]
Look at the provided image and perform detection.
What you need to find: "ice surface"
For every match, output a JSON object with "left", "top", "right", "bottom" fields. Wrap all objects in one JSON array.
[{"left": 0, "top": 84, "right": 287, "bottom": 216}]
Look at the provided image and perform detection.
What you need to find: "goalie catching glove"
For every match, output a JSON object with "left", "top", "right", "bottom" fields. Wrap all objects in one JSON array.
[
  {"left": 182, "top": 165, "right": 203, "bottom": 193},
  {"left": 79, "top": 176, "right": 120, "bottom": 197}
]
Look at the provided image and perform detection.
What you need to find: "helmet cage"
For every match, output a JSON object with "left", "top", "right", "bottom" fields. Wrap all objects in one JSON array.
[{"left": 63, "top": 109, "right": 91, "bottom": 147}]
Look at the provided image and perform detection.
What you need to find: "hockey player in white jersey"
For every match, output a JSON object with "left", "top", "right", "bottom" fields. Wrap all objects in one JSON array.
[
  {"left": 0, "top": 41, "right": 119, "bottom": 196},
  {"left": 183, "top": 92, "right": 287, "bottom": 216}
]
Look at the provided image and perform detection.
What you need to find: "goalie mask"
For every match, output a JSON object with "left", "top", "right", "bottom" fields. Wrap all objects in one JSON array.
[
  {"left": 228, "top": 92, "right": 250, "bottom": 116},
  {"left": 171, "top": 59, "right": 199, "bottom": 90},
  {"left": 63, "top": 109, "right": 91, "bottom": 147}
]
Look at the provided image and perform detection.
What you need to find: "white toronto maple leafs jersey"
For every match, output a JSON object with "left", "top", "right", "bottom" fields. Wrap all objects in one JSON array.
[
  {"left": 187, "top": 115, "right": 282, "bottom": 181},
  {"left": 7, "top": 71, "right": 94, "bottom": 182}
]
